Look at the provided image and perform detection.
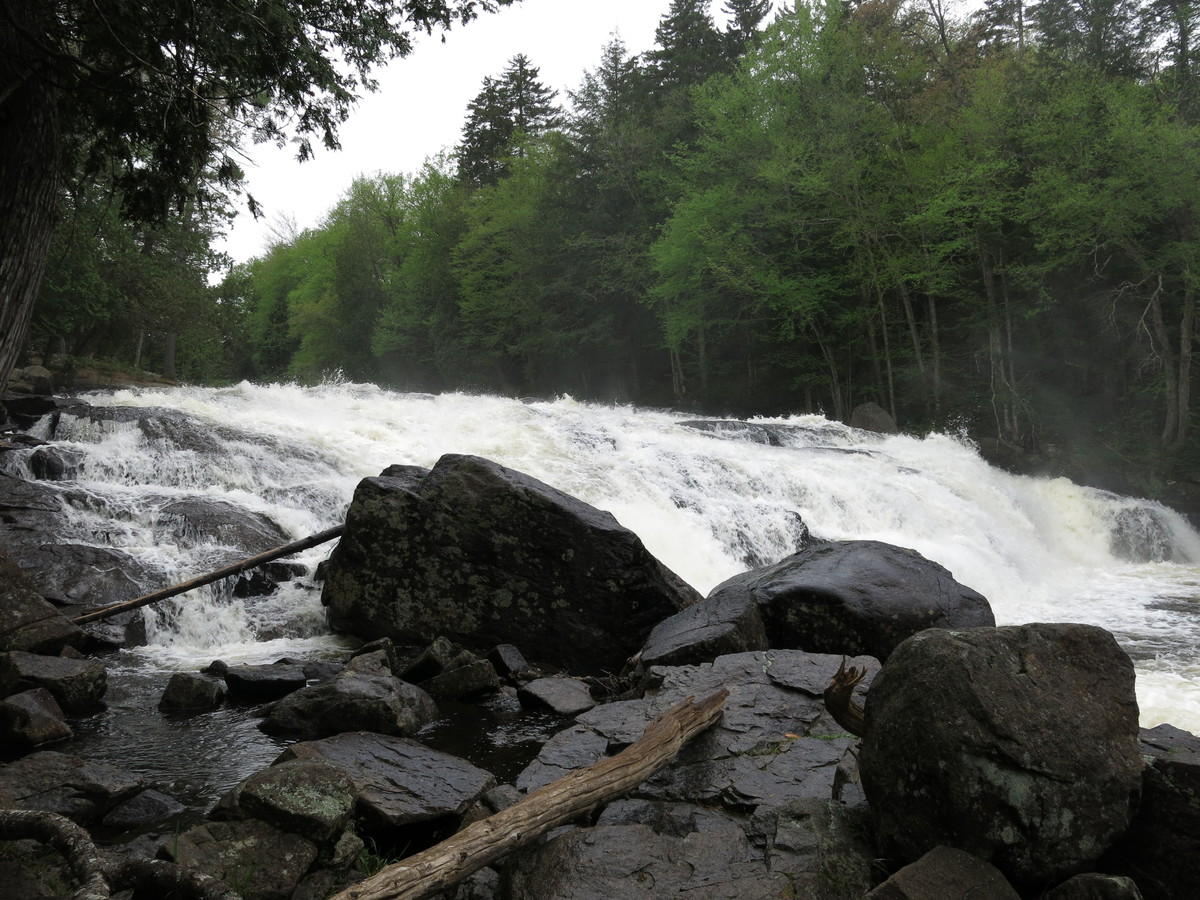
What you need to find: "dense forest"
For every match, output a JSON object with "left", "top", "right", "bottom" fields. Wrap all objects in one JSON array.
[{"left": 26, "top": 0, "right": 1200, "bottom": 497}]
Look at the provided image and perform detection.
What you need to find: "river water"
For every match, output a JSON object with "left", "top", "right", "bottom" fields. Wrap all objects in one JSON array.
[{"left": 19, "top": 382, "right": 1200, "bottom": 777}]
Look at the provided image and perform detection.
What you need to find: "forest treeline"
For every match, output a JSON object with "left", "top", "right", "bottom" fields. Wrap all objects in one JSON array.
[{"left": 29, "top": 0, "right": 1200, "bottom": 492}]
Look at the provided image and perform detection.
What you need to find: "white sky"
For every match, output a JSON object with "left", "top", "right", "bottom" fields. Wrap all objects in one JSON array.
[{"left": 218, "top": 0, "right": 680, "bottom": 264}]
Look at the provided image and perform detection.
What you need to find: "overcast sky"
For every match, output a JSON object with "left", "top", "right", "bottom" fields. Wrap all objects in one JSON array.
[{"left": 217, "top": 0, "right": 688, "bottom": 265}]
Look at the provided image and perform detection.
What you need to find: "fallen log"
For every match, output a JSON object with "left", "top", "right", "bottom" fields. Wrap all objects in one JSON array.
[
  {"left": 332, "top": 688, "right": 730, "bottom": 900},
  {"left": 71, "top": 524, "right": 344, "bottom": 625}
]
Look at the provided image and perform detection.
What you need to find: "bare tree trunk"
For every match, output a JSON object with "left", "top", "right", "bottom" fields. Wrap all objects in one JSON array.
[
  {"left": 0, "top": 6, "right": 62, "bottom": 390},
  {"left": 1147, "top": 275, "right": 1181, "bottom": 445},
  {"left": 1177, "top": 277, "right": 1194, "bottom": 445},
  {"left": 332, "top": 690, "right": 729, "bottom": 900},
  {"left": 163, "top": 331, "right": 178, "bottom": 380}
]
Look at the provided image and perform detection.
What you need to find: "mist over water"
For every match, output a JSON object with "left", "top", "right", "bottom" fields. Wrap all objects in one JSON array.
[{"left": 26, "top": 381, "right": 1200, "bottom": 735}]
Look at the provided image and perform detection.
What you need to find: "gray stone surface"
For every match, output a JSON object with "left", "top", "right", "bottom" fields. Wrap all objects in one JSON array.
[
  {"left": 0, "top": 687, "right": 72, "bottom": 751},
  {"left": 321, "top": 455, "right": 701, "bottom": 673},
  {"left": 863, "top": 846, "right": 1020, "bottom": 899},
  {"left": 0, "top": 750, "right": 145, "bottom": 825},
  {"left": 517, "top": 677, "right": 596, "bottom": 716},
  {"left": 0, "top": 650, "right": 106, "bottom": 712},
  {"left": 158, "top": 671, "right": 225, "bottom": 710},
  {"left": 1101, "top": 723, "right": 1200, "bottom": 900},
  {"left": 218, "top": 759, "right": 357, "bottom": 844},
  {"left": 223, "top": 663, "right": 307, "bottom": 701},
  {"left": 0, "top": 552, "right": 83, "bottom": 654},
  {"left": 258, "top": 669, "right": 437, "bottom": 739},
  {"left": 859, "top": 623, "right": 1143, "bottom": 889},
  {"left": 166, "top": 817, "right": 318, "bottom": 900},
  {"left": 101, "top": 788, "right": 187, "bottom": 829},
  {"left": 278, "top": 732, "right": 496, "bottom": 832}
]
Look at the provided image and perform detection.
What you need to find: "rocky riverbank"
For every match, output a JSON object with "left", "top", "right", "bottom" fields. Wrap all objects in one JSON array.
[{"left": 1, "top": 395, "right": 1199, "bottom": 899}]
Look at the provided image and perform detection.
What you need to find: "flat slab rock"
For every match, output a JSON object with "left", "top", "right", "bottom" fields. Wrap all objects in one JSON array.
[
  {"left": 277, "top": 731, "right": 496, "bottom": 832},
  {"left": 0, "top": 750, "right": 145, "bottom": 825},
  {"left": 517, "top": 649, "right": 877, "bottom": 811}
]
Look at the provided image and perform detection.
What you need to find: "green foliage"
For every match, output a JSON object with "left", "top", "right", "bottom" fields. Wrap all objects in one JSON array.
[{"left": 65, "top": 0, "right": 1200, "bottom": 491}]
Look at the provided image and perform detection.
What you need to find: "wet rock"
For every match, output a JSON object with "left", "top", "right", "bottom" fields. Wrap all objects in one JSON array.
[
  {"left": 1101, "top": 723, "right": 1200, "bottom": 900},
  {"left": 322, "top": 454, "right": 701, "bottom": 674},
  {"left": 223, "top": 663, "right": 307, "bottom": 701},
  {"left": 749, "top": 797, "right": 876, "bottom": 899},
  {"left": 0, "top": 687, "right": 72, "bottom": 753},
  {"left": 741, "top": 541, "right": 993, "bottom": 663},
  {"left": 639, "top": 540, "right": 992, "bottom": 669},
  {"left": 0, "top": 750, "right": 145, "bottom": 825},
  {"left": 517, "top": 677, "right": 596, "bottom": 717},
  {"left": 1043, "top": 873, "right": 1144, "bottom": 900},
  {"left": 152, "top": 496, "right": 288, "bottom": 558},
  {"left": 517, "top": 650, "right": 875, "bottom": 812},
  {"left": 422, "top": 657, "right": 502, "bottom": 700},
  {"left": 101, "top": 788, "right": 187, "bottom": 829},
  {"left": 502, "top": 822, "right": 792, "bottom": 900},
  {"left": 0, "top": 650, "right": 106, "bottom": 712},
  {"left": 27, "top": 445, "right": 84, "bottom": 481},
  {"left": 850, "top": 401, "right": 899, "bottom": 435},
  {"left": 488, "top": 644, "right": 530, "bottom": 678},
  {"left": 158, "top": 671, "right": 225, "bottom": 710},
  {"left": 862, "top": 845, "right": 1020, "bottom": 899},
  {"left": 639, "top": 586, "right": 768, "bottom": 669},
  {"left": 400, "top": 635, "right": 460, "bottom": 683},
  {"left": 0, "top": 552, "right": 83, "bottom": 654},
  {"left": 258, "top": 669, "right": 437, "bottom": 739},
  {"left": 217, "top": 759, "right": 357, "bottom": 844},
  {"left": 165, "top": 817, "right": 318, "bottom": 900},
  {"left": 859, "top": 624, "right": 1143, "bottom": 889},
  {"left": 0, "top": 472, "right": 155, "bottom": 613},
  {"left": 278, "top": 732, "right": 496, "bottom": 840}
]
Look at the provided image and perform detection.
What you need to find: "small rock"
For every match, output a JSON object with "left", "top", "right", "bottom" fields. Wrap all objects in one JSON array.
[
  {"left": 0, "top": 687, "right": 72, "bottom": 753},
  {"left": 517, "top": 677, "right": 596, "bottom": 716},
  {"left": 863, "top": 845, "right": 1020, "bottom": 899},
  {"left": 488, "top": 644, "right": 530, "bottom": 678},
  {"left": 220, "top": 759, "right": 357, "bottom": 845},
  {"left": 102, "top": 788, "right": 186, "bottom": 829},
  {"left": 422, "top": 658, "right": 501, "bottom": 700},
  {"left": 1042, "top": 873, "right": 1144, "bottom": 900},
  {"left": 400, "top": 636, "right": 460, "bottom": 683},
  {"left": 158, "top": 672, "right": 225, "bottom": 710},
  {"left": 223, "top": 663, "right": 306, "bottom": 701},
  {"left": 165, "top": 817, "right": 318, "bottom": 900}
]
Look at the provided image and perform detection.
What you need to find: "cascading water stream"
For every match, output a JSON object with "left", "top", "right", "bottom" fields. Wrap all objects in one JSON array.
[{"left": 15, "top": 381, "right": 1200, "bottom": 745}]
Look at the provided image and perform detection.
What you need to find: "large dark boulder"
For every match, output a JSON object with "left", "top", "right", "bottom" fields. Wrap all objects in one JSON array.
[
  {"left": 858, "top": 623, "right": 1143, "bottom": 889},
  {"left": 641, "top": 540, "right": 992, "bottom": 667},
  {"left": 0, "top": 687, "right": 73, "bottom": 753},
  {"left": 1101, "top": 723, "right": 1200, "bottom": 900},
  {"left": 0, "top": 650, "right": 106, "bottom": 712},
  {"left": 321, "top": 455, "right": 701, "bottom": 673},
  {"left": 165, "top": 818, "right": 318, "bottom": 900},
  {"left": 0, "top": 552, "right": 83, "bottom": 654}
]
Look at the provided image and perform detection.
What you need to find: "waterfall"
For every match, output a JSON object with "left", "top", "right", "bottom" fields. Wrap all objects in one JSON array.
[{"left": 21, "top": 381, "right": 1200, "bottom": 734}]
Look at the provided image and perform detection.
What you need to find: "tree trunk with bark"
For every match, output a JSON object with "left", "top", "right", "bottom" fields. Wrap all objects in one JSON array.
[{"left": 0, "top": 4, "right": 62, "bottom": 390}]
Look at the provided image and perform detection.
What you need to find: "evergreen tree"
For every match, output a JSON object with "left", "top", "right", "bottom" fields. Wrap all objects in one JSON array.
[
  {"left": 1029, "top": 0, "right": 1148, "bottom": 75},
  {"left": 647, "top": 0, "right": 727, "bottom": 88},
  {"left": 723, "top": 0, "right": 774, "bottom": 59},
  {"left": 457, "top": 54, "right": 562, "bottom": 186}
]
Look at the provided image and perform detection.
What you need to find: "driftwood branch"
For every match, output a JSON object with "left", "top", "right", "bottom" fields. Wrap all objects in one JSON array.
[
  {"left": 0, "top": 809, "right": 240, "bottom": 900},
  {"left": 71, "top": 525, "right": 344, "bottom": 625},
  {"left": 823, "top": 656, "right": 868, "bottom": 737},
  {"left": 333, "top": 688, "right": 730, "bottom": 900}
]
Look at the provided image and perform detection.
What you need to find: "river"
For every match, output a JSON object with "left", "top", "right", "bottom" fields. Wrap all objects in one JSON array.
[{"left": 20, "top": 381, "right": 1200, "bottom": 760}]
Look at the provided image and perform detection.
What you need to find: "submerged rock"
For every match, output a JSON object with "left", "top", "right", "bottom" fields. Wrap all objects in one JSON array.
[
  {"left": 321, "top": 454, "right": 700, "bottom": 673},
  {"left": 858, "top": 623, "right": 1143, "bottom": 889}
]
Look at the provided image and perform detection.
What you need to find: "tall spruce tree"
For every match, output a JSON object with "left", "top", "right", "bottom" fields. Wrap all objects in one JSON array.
[
  {"left": 723, "top": 0, "right": 774, "bottom": 59},
  {"left": 457, "top": 54, "right": 562, "bottom": 186}
]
